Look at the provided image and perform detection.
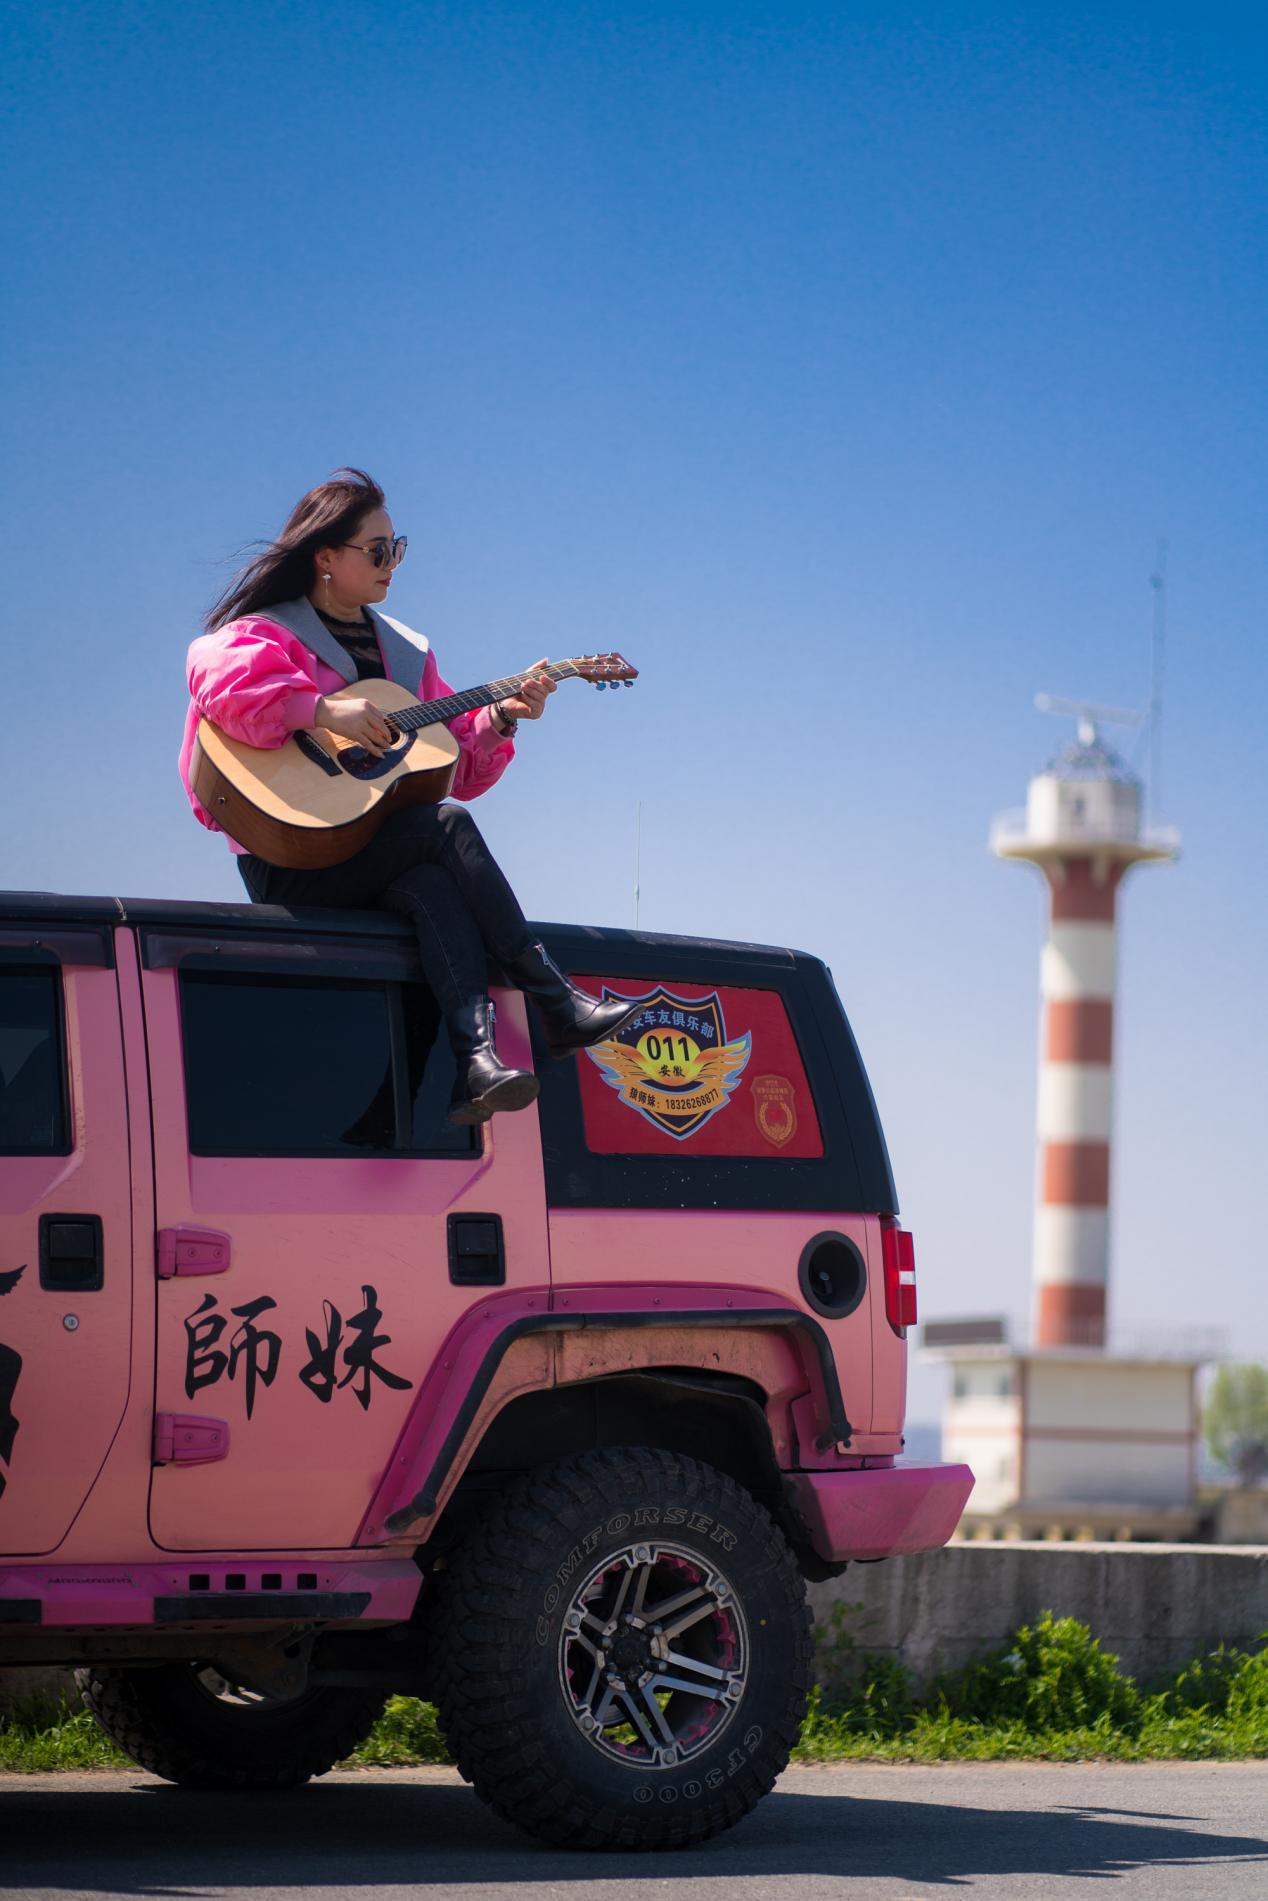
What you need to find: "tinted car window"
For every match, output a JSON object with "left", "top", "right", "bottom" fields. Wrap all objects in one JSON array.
[
  {"left": 531, "top": 932, "right": 897, "bottom": 1214},
  {"left": 180, "top": 972, "right": 476, "bottom": 1157},
  {"left": 399, "top": 985, "right": 465, "bottom": 1150},
  {"left": 0, "top": 968, "right": 69, "bottom": 1155}
]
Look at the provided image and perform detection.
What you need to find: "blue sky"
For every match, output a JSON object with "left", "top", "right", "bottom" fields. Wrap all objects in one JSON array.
[{"left": 2, "top": 1, "right": 1265, "bottom": 1420}]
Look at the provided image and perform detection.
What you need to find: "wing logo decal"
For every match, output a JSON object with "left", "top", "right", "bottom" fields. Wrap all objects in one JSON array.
[{"left": 584, "top": 986, "right": 752, "bottom": 1140}]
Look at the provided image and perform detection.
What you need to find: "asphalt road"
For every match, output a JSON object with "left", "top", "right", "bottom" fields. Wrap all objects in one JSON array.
[{"left": 2, "top": 1763, "right": 1266, "bottom": 1898}]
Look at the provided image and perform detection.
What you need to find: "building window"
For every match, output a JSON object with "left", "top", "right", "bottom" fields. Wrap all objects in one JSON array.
[
  {"left": 180, "top": 972, "right": 477, "bottom": 1158},
  {"left": 0, "top": 968, "right": 69, "bottom": 1155}
]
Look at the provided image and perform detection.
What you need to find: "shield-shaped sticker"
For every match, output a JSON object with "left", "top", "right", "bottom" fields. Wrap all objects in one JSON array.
[{"left": 584, "top": 986, "right": 752, "bottom": 1140}]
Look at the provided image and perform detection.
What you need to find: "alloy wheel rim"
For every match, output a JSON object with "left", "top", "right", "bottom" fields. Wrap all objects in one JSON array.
[{"left": 557, "top": 1540, "right": 749, "bottom": 1767}]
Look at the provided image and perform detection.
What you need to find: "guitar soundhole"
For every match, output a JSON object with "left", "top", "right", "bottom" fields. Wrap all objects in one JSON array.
[{"left": 340, "top": 732, "right": 413, "bottom": 780}]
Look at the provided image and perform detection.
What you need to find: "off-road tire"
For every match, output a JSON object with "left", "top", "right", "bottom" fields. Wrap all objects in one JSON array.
[
  {"left": 75, "top": 1663, "right": 385, "bottom": 1790},
  {"left": 430, "top": 1447, "right": 813, "bottom": 1850}
]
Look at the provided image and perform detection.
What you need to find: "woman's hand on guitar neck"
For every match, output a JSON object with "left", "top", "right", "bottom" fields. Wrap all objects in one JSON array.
[
  {"left": 498, "top": 659, "right": 556, "bottom": 726},
  {"left": 314, "top": 695, "right": 395, "bottom": 757}
]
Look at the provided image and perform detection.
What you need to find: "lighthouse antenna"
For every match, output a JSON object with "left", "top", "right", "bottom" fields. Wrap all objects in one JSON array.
[{"left": 1034, "top": 692, "right": 1141, "bottom": 750}]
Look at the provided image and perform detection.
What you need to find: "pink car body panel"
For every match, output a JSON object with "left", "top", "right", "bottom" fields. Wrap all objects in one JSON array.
[
  {"left": 139, "top": 965, "right": 549, "bottom": 1552},
  {"left": 0, "top": 909, "right": 973, "bottom": 1633},
  {"left": 785, "top": 1463, "right": 975, "bottom": 1562},
  {"left": 363, "top": 1281, "right": 852, "bottom": 1542},
  {"left": 0, "top": 956, "right": 134, "bottom": 1555},
  {"left": 547, "top": 1211, "right": 899, "bottom": 1453},
  {"left": 360, "top": 1276, "right": 951, "bottom": 1562}
]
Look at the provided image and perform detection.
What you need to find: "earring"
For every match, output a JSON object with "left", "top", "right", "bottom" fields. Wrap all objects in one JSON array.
[{"left": 322, "top": 572, "right": 332, "bottom": 582}]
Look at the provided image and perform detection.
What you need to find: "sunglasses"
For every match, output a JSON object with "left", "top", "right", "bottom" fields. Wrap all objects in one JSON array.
[{"left": 341, "top": 534, "right": 409, "bottom": 570}]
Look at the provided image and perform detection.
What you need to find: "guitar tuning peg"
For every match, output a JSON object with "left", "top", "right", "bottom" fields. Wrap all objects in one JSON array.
[
  {"left": 595, "top": 680, "right": 607, "bottom": 690},
  {"left": 623, "top": 678, "right": 633, "bottom": 687}
]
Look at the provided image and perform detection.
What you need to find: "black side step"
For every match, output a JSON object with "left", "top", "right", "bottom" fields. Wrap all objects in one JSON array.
[
  {"left": 0, "top": 1601, "right": 42, "bottom": 1625},
  {"left": 154, "top": 1591, "right": 370, "bottom": 1624}
]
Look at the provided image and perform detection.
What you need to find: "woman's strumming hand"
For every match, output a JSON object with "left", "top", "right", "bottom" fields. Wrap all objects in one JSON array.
[
  {"left": 499, "top": 660, "right": 556, "bottom": 724},
  {"left": 314, "top": 695, "right": 396, "bottom": 756}
]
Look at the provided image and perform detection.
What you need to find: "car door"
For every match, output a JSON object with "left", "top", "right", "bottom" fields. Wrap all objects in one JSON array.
[
  {"left": 0, "top": 924, "right": 134, "bottom": 1554},
  {"left": 139, "top": 921, "right": 550, "bottom": 1551}
]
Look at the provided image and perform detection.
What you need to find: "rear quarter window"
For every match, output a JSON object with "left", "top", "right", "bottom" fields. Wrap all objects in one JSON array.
[
  {"left": 531, "top": 945, "right": 894, "bottom": 1214},
  {"left": 575, "top": 979, "right": 823, "bottom": 1159}
]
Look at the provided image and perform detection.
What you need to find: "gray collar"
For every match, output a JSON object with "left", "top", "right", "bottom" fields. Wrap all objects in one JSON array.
[{"left": 260, "top": 596, "right": 430, "bottom": 695}]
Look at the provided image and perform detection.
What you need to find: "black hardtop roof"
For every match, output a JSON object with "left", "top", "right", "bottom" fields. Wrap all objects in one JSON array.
[
  {"left": 0, "top": 890, "right": 821, "bottom": 977},
  {"left": 1, "top": 889, "right": 895, "bottom": 1214}
]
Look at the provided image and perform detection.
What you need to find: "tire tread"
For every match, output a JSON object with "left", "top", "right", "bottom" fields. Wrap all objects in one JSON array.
[
  {"left": 76, "top": 1665, "right": 384, "bottom": 1790},
  {"left": 430, "top": 1446, "right": 812, "bottom": 1850}
]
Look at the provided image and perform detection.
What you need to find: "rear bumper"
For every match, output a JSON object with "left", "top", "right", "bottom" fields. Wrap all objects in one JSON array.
[{"left": 786, "top": 1460, "right": 974, "bottom": 1562}]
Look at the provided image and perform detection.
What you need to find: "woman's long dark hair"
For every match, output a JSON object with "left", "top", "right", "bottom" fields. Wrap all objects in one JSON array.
[{"left": 205, "top": 468, "right": 385, "bottom": 631}]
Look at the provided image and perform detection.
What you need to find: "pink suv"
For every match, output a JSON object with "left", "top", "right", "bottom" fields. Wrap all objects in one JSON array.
[{"left": 0, "top": 891, "right": 971, "bottom": 1848}]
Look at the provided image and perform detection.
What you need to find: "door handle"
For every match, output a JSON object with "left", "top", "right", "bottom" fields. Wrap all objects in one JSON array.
[
  {"left": 447, "top": 1213, "right": 506, "bottom": 1286},
  {"left": 39, "top": 1215, "right": 104, "bottom": 1292}
]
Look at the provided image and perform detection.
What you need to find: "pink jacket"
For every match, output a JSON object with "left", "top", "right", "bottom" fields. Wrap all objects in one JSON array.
[{"left": 179, "top": 615, "right": 515, "bottom": 853}]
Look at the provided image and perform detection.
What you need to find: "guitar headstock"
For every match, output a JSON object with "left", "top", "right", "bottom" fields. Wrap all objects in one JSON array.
[{"left": 569, "top": 652, "right": 638, "bottom": 689}]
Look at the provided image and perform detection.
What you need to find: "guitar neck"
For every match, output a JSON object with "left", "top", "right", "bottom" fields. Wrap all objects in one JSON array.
[{"left": 394, "top": 662, "right": 579, "bottom": 733}]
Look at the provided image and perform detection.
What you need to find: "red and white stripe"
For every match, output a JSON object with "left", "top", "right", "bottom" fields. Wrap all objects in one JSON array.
[{"left": 1033, "top": 859, "right": 1122, "bottom": 1348}]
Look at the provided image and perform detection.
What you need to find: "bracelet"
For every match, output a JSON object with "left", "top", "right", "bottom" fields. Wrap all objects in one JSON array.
[{"left": 493, "top": 700, "right": 518, "bottom": 736}]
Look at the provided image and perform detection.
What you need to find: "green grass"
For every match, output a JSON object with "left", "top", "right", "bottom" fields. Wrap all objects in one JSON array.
[
  {"left": 3, "top": 1615, "right": 1265, "bottom": 1773},
  {"left": 0, "top": 1697, "right": 127, "bottom": 1771},
  {"left": 344, "top": 1694, "right": 451, "bottom": 1766},
  {"left": 792, "top": 1614, "right": 1268, "bottom": 1763}
]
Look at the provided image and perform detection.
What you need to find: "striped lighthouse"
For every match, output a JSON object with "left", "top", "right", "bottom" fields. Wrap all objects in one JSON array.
[{"left": 993, "top": 710, "right": 1179, "bottom": 1349}]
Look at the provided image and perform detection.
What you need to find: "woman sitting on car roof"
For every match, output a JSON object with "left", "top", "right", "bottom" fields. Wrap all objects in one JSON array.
[{"left": 178, "top": 467, "right": 637, "bottom": 1125}]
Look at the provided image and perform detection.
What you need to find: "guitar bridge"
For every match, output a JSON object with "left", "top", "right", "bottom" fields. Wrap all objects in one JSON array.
[{"left": 294, "top": 731, "right": 342, "bottom": 778}]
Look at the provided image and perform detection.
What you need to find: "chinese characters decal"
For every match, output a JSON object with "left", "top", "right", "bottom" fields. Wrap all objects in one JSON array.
[{"left": 183, "top": 1283, "right": 413, "bottom": 1421}]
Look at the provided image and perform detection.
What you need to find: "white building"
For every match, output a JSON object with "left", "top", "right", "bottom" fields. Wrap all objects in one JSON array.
[{"left": 925, "top": 1329, "right": 1202, "bottom": 1535}]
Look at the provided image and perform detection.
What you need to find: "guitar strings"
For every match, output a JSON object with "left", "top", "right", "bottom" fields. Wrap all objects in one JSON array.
[{"left": 392, "top": 661, "right": 579, "bottom": 732}]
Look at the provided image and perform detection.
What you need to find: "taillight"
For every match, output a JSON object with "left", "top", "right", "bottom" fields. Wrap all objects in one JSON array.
[{"left": 881, "top": 1220, "right": 917, "bottom": 1334}]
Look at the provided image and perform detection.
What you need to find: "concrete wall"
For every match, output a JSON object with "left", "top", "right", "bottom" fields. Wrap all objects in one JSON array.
[
  {"left": 808, "top": 1541, "right": 1268, "bottom": 1692},
  {"left": 0, "top": 1667, "right": 77, "bottom": 1715}
]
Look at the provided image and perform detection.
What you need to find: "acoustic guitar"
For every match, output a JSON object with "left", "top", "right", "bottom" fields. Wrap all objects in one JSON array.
[{"left": 191, "top": 654, "right": 638, "bottom": 870}]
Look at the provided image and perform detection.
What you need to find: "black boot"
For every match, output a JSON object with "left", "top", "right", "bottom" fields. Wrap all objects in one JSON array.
[
  {"left": 447, "top": 998, "right": 540, "bottom": 1124},
  {"left": 505, "top": 942, "right": 642, "bottom": 1057}
]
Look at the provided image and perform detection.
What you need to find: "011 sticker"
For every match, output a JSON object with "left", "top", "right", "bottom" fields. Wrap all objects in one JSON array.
[{"left": 584, "top": 987, "right": 752, "bottom": 1140}]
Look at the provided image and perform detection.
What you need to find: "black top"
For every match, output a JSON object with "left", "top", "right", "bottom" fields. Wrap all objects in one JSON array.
[
  {"left": 316, "top": 609, "right": 385, "bottom": 682},
  {"left": 0, "top": 895, "right": 899, "bottom": 1216}
]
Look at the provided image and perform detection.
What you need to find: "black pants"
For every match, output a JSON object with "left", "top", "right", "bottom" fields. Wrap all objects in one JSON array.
[{"left": 238, "top": 804, "right": 534, "bottom": 1014}]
